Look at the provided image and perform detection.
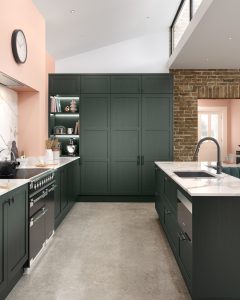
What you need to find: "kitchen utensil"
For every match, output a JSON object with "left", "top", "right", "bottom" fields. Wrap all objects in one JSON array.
[
  {"left": 66, "top": 138, "right": 77, "bottom": 156},
  {"left": 67, "top": 128, "right": 73, "bottom": 134},
  {"left": 54, "top": 126, "right": 66, "bottom": 135}
]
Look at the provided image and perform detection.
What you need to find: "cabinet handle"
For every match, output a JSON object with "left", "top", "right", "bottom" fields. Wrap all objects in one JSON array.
[
  {"left": 165, "top": 209, "right": 171, "bottom": 215},
  {"left": 3, "top": 199, "right": 11, "bottom": 206},
  {"left": 178, "top": 232, "right": 186, "bottom": 241},
  {"left": 137, "top": 155, "right": 140, "bottom": 165},
  {"left": 141, "top": 155, "right": 144, "bottom": 165}
]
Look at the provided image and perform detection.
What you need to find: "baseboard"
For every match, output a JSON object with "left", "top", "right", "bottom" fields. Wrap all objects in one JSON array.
[{"left": 77, "top": 195, "right": 155, "bottom": 202}]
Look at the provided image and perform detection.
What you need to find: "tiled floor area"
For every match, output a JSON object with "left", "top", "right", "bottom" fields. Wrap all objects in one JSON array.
[{"left": 7, "top": 203, "right": 191, "bottom": 300}]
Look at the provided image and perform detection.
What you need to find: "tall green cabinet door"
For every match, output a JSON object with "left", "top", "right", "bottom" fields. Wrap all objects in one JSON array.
[
  {"left": 111, "top": 75, "right": 141, "bottom": 93},
  {"left": 0, "top": 196, "right": 7, "bottom": 295},
  {"left": 49, "top": 74, "right": 80, "bottom": 95},
  {"left": 81, "top": 94, "right": 110, "bottom": 194},
  {"left": 141, "top": 75, "right": 173, "bottom": 94},
  {"left": 110, "top": 94, "right": 140, "bottom": 194},
  {"left": 81, "top": 75, "right": 110, "bottom": 93},
  {"left": 141, "top": 94, "right": 173, "bottom": 195}
]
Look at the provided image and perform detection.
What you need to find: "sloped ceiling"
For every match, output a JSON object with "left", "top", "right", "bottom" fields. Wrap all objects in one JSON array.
[
  {"left": 32, "top": 0, "right": 181, "bottom": 60},
  {"left": 169, "top": 0, "right": 240, "bottom": 69}
]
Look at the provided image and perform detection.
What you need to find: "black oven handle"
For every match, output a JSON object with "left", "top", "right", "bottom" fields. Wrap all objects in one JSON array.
[{"left": 30, "top": 207, "right": 48, "bottom": 227}]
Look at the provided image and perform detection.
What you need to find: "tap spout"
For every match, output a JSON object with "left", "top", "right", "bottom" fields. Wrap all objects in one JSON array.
[{"left": 193, "top": 137, "right": 222, "bottom": 174}]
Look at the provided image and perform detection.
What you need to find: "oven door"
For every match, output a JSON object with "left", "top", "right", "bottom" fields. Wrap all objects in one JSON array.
[
  {"left": 45, "top": 183, "right": 56, "bottom": 240},
  {"left": 29, "top": 207, "right": 48, "bottom": 264}
]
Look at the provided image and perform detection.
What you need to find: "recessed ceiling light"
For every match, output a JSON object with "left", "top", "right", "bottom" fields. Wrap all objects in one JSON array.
[
  {"left": 228, "top": 36, "right": 233, "bottom": 40},
  {"left": 70, "top": 9, "right": 76, "bottom": 14}
]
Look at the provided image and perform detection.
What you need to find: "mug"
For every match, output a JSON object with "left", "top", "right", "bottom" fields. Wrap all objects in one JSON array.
[{"left": 67, "top": 128, "right": 73, "bottom": 134}]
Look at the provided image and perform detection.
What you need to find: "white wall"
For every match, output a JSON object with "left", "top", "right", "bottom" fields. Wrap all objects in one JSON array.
[
  {"left": 56, "top": 34, "right": 170, "bottom": 73},
  {"left": 0, "top": 85, "right": 18, "bottom": 150}
]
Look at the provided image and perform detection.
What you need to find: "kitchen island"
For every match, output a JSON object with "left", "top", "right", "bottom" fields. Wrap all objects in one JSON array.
[{"left": 155, "top": 161, "right": 240, "bottom": 300}]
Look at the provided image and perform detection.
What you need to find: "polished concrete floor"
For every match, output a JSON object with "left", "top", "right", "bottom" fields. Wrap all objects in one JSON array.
[{"left": 7, "top": 203, "right": 191, "bottom": 300}]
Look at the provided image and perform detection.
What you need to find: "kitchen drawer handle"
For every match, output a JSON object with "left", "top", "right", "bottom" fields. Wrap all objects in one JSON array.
[
  {"left": 3, "top": 199, "right": 11, "bottom": 206},
  {"left": 178, "top": 232, "right": 186, "bottom": 241},
  {"left": 165, "top": 209, "right": 171, "bottom": 215},
  {"left": 48, "top": 184, "right": 57, "bottom": 193}
]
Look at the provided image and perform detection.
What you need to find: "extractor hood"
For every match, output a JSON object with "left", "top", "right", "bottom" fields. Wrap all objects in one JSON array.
[{"left": 0, "top": 72, "right": 36, "bottom": 92}]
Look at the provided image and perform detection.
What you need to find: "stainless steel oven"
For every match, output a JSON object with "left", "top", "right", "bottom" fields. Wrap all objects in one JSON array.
[
  {"left": 27, "top": 170, "right": 56, "bottom": 268},
  {"left": 177, "top": 190, "right": 192, "bottom": 241}
]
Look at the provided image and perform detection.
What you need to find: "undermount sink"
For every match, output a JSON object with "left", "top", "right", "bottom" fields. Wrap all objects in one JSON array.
[{"left": 174, "top": 171, "right": 215, "bottom": 178}]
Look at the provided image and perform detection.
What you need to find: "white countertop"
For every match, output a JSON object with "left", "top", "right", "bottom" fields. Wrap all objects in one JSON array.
[
  {"left": 155, "top": 161, "right": 240, "bottom": 197},
  {"left": 0, "top": 157, "right": 80, "bottom": 197}
]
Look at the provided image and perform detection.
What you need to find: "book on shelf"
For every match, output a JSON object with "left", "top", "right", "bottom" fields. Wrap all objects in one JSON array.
[
  {"left": 50, "top": 96, "right": 62, "bottom": 113},
  {"left": 74, "top": 120, "right": 80, "bottom": 135}
]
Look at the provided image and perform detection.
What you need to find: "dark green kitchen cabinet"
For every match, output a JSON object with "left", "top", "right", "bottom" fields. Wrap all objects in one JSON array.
[
  {"left": 80, "top": 94, "right": 110, "bottom": 194},
  {"left": 54, "top": 159, "right": 80, "bottom": 228},
  {"left": 141, "top": 74, "right": 173, "bottom": 94},
  {"left": 111, "top": 75, "right": 141, "bottom": 93},
  {"left": 49, "top": 74, "right": 80, "bottom": 95},
  {"left": 0, "top": 185, "right": 28, "bottom": 300},
  {"left": 81, "top": 75, "right": 110, "bottom": 93},
  {"left": 110, "top": 94, "right": 140, "bottom": 194},
  {"left": 0, "top": 195, "right": 7, "bottom": 297},
  {"left": 141, "top": 94, "right": 172, "bottom": 195},
  {"left": 49, "top": 73, "right": 173, "bottom": 198}
]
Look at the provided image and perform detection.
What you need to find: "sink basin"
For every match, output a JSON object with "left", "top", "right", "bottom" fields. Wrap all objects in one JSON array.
[{"left": 174, "top": 171, "right": 215, "bottom": 178}]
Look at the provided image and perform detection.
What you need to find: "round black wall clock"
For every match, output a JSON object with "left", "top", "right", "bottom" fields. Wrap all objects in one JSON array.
[{"left": 11, "top": 29, "right": 27, "bottom": 64}]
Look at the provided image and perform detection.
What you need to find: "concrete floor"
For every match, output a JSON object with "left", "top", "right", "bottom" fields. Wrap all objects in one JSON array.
[{"left": 7, "top": 203, "right": 191, "bottom": 300}]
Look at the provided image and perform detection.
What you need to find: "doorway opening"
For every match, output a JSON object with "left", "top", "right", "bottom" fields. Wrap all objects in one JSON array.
[{"left": 198, "top": 99, "right": 240, "bottom": 162}]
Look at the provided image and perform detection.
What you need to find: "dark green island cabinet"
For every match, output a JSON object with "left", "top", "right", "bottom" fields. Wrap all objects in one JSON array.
[
  {"left": 155, "top": 165, "right": 240, "bottom": 299},
  {"left": 49, "top": 73, "right": 173, "bottom": 199},
  {"left": 0, "top": 184, "right": 28, "bottom": 300},
  {"left": 54, "top": 159, "right": 80, "bottom": 228}
]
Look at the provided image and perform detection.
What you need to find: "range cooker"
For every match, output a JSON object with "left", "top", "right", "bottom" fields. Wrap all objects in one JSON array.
[
  {"left": 1, "top": 168, "right": 57, "bottom": 269},
  {"left": 27, "top": 168, "right": 56, "bottom": 268}
]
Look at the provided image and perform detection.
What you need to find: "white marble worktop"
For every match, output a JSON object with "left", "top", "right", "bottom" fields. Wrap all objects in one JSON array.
[
  {"left": 0, "top": 156, "right": 80, "bottom": 196},
  {"left": 155, "top": 161, "right": 240, "bottom": 197}
]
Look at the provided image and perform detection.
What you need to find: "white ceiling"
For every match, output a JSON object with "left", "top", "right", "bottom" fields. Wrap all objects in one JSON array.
[
  {"left": 169, "top": 0, "right": 240, "bottom": 69},
  {"left": 32, "top": 0, "right": 181, "bottom": 60}
]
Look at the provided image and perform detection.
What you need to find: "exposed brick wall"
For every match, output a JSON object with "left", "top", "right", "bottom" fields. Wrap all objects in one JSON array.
[{"left": 170, "top": 69, "right": 240, "bottom": 161}]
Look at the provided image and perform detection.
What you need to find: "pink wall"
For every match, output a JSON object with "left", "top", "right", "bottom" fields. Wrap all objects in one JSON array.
[
  {"left": 1, "top": 0, "right": 55, "bottom": 156},
  {"left": 230, "top": 100, "right": 240, "bottom": 153},
  {"left": 198, "top": 99, "right": 240, "bottom": 154}
]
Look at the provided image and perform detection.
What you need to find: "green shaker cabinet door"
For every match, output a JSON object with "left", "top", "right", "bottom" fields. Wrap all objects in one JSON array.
[
  {"left": 141, "top": 74, "right": 173, "bottom": 94},
  {"left": 110, "top": 94, "right": 140, "bottom": 194},
  {"left": 81, "top": 94, "right": 110, "bottom": 194},
  {"left": 7, "top": 186, "right": 28, "bottom": 282},
  {"left": 0, "top": 196, "right": 7, "bottom": 295},
  {"left": 111, "top": 75, "right": 141, "bottom": 93},
  {"left": 81, "top": 75, "right": 110, "bottom": 93},
  {"left": 141, "top": 94, "right": 172, "bottom": 195},
  {"left": 49, "top": 74, "right": 80, "bottom": 95},
  {"left": 60, "top": 167, "right": 68, "bottom": 211},
  {"left": 54, "top": 169, "right": 61, "bottom": 220}
]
